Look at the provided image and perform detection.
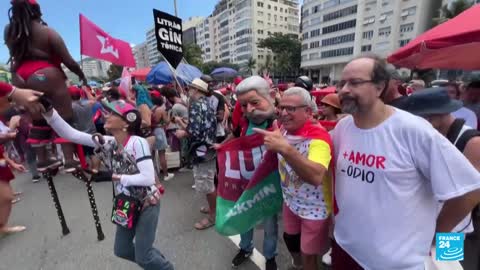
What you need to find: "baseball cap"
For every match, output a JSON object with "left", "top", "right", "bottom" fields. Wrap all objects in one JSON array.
[{"left": 101, "top": 100, "right": 137, "bottom": 119}]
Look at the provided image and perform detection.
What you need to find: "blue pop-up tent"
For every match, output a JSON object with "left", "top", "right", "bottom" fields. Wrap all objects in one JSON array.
[{"left": 147, "top": 61, "right": 202, "bottom": 85}]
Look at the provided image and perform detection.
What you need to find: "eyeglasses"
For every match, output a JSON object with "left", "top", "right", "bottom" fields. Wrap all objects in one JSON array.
[
  {"left": 336, "top": 79, "right": 375, "bottom": 89},
  {"left": 278, "top": 105, "right": 308, "bottom": 113}
]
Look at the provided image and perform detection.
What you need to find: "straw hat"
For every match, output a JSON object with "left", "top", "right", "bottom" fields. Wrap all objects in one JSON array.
[{"left": 190, "top": 78, "right": 209, "bottom": 94}]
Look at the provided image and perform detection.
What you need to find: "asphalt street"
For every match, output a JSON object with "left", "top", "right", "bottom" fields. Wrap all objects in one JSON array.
[
  {"left": 0, "top": 170, "right": 300, "bottom": 270},
  {"left": 5, "top": 170, "right": 475, "bottom": 270}
]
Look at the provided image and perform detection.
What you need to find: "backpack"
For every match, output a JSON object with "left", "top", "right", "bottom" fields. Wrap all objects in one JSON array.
[
  {"left": 446, "top": 119, "right": 480, "bottom": 152},
  {"left": 446, "top": 118, "right": 480, "bottom": 233}
]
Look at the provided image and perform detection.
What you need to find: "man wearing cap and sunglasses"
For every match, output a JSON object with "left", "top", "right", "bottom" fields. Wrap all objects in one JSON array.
[
  {"left": 175, "top": 78, "right": 217, "bottom": 230},
  {"left": 406, "top": 87, "right": 480, "bottom": 270}
]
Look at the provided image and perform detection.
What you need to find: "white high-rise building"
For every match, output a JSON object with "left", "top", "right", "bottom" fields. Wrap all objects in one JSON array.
[
  {"left": 81, "top": 57, "right": 111, "bottom": 79},
  {"left": 133, "top": 42, "right": 150, "bottom": 69},
  {"left": 300, "top": 0, "right": 442, "bottom": 83},
  {"left": 183, "top": 16, "right": 204, "bottom": 46},
  {"left": 197, "top": 0, "right": 300, "bottom": 73},
  {"left": 146, "top": 28, "right": 163, "bottom": 66},
  {"left": 196, "top": 16, "right": 215, "bottom": 62}
]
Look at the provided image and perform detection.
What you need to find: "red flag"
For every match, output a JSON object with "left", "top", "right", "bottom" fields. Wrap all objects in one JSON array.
[{"left": 80, "top": 14, "right": 136, "bottom": 67}]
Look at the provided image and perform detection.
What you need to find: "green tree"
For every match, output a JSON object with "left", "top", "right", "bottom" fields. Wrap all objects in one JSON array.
[
  {"left": 258, "top": 33, "right": 301, "bottom": 79},
  {"left": 245, "top": 57, "right": 257, "bottom": 75},
  {"left": 258, "top": 54, "right": 273, "bottom": 75},
  {"left": 183, "top": 43, "right": 203, "bottom": 68},
  {"left": 107, "top": 64, "right": 123, "bottom": 81},
  {"left": 434, "top": 0, "right": 473, "bottom": 25}
]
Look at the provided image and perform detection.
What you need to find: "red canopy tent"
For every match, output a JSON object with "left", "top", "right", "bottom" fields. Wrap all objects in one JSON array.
[
  {"left": 130, "top": 67, "right": 151, "bottom": 81},
  {"left": 311, "top": 86, "right": 336, "bottom": 97},
  {"left": 387, "top": 4, "right": 480, "bottom": 70}
]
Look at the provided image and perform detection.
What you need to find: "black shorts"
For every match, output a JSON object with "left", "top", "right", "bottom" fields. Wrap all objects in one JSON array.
[{"left": 213, "top": 136, "right": 226, "bottom": 188}]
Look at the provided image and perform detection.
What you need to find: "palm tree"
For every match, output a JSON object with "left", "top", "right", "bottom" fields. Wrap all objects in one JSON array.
[
  {"left": 246, "top": 57, "right": 257, "bottom": 75},
  {"left": 434, "top": 0, "right": 474, "bottom": 25}
]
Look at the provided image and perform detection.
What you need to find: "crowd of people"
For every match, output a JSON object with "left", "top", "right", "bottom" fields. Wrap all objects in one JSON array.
[
  {"left": 0, "top": 1, "right": 480, "bottom": 270},
  {"left": 1, "top": 55, "right": 480, "bottom": 270}
]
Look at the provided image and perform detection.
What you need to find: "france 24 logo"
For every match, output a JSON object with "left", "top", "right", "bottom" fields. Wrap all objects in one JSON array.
[{"left": 435, "top": 233, "right": 464, "bottom": 261}]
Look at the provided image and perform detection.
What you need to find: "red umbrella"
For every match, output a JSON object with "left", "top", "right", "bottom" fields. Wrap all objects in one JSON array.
[
  {"left": 387, "top": 4, "right": 480, "bottom": 70},
  {"left": 130, "top": 67, "right": 151, "bottom": 81}
]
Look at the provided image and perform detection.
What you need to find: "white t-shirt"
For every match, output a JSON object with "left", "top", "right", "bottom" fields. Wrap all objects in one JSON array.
[
  {"left": 452, "top": 107, "right": 478, "bottom": 129},
  {"left": 331, "top": 108, "right": 480, "bottom": 270}
]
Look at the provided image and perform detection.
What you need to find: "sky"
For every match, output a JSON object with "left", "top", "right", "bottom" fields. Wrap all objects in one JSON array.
[{"left": 0, "top": 0, "right": 218, "bottom": 64}]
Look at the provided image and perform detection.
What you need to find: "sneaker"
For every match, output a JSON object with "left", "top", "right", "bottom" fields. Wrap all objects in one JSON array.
[
  {"left": 37, "top": 159, "right": 62, "bottom": 172},
  {"left": 32, "top": 175, "right": 41, "bottom": 183},
  {"left": 163, "top": 173, "right": 174, "bottom": 181},
  {"left": 266, "top": 258, "right": 277, "bottom": 270},
  {"left": 63, "top": 160, "right": 80, "bottom": 173},
  {"left": 232, "top": 249, "right": 252, "bottom": 268},
  {"left": 192, "top": 184, "right": 196, "bottom": 189},
  {"left": 322, "top": 248, "right": 332, "bottom": 266}
]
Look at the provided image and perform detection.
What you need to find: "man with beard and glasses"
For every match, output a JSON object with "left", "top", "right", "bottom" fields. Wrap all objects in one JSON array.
[
  {"left": 330, "top": 54, "right": 480, "bottom": 270},
  {"left": 217, "top": 76, "right": 279, "bottom": 270},
  {"left": 254, "top": 87, "right": 334, "bottom": 270}
]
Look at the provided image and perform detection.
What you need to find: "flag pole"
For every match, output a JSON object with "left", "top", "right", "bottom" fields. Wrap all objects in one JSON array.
[
  {"left": 79, "top": 14, "right": 85, "bottom": 84},
  {"left": 173, "top": 0, "right": 178, "bottom": 17},
  {"left": 159, "top": 53, "right": 185, "bottom": 96}
]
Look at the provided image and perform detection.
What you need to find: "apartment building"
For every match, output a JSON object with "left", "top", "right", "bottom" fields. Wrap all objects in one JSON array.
[
  {"left": 146, "top": 28, "right": 163, "bottom": 66},
  {"left": 133, "top": 42, "right": 150, "bottom": 69},
  {"left": 197, "top": 0, "right": 300, "bottom": 73},
  {"left": 145, "top": 16, "right": 204, "bottom": 67},
  {"left": 196, "top": 16, "right": 215, "bottom": 62},
  {"left": 300, "top": 0, "right": 442, "bottom": 83},
  {"left": 81, "top": 57, "right": 111, "bottom": 79},
  {"left": 183, "top": 16, "right": 204, "bottom": 45}
]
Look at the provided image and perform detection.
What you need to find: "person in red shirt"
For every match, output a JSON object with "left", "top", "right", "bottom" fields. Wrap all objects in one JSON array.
[{"left": 0, "top": 132, "right": 27, "bottom": 235}]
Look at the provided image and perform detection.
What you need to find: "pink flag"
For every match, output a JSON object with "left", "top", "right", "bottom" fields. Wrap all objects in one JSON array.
[
  {"left": 118, "top": 67, "right": 132, "bottom": 98},
  {"left": 80, "top": 14, "right": 136, "bottom": 67}
]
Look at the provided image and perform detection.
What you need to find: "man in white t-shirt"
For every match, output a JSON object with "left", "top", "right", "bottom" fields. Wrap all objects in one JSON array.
[{"left": 330, "top": 54, "right": 480, "bottom": 270}]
